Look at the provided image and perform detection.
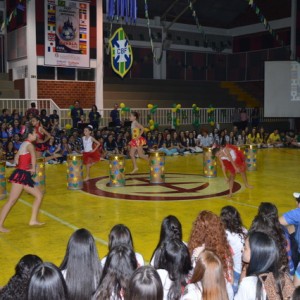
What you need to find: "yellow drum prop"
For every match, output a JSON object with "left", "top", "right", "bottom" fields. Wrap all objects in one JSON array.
[
  {"left": 150, "top": 152, "right": 166, "bottom": 184},
  {"left": 109, "top": 155, "right": 126, "bottom": 187},
  {"left": 0, "top": 161, "right": 6, "bottom": 200},
  {"left": 203, "top": 147, "right": 217, "bottom": 178},
  {"left": 245, "top": 144, "right": 257, "bottom": 171},
  {"left": 67, "top": 154, "right": 83, "bottom": 190},
  {"left": 33, "top": 157, "right": 45, "bottom": 194}
]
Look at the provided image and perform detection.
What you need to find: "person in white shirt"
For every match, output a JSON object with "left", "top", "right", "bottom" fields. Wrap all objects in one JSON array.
[
  {"left": 199, "top": 130, "right": 213, "bottom": 148},
  {"left": 155, "top": 238, "right": 192, "bottom": 300},
  {"left": 235, "top": 231, "right": 294, "bottom": 300},
  {"left": 182, "top": 250, "right": 229, "bottom": 300},
  {"left": 127, "top": 266, "right": 163, "bottom": 300},
  {"left": 101, "top": 224, "right": 144, "bottom": 268},
  {"left": 220, "top": 206, "right": 247, "bottom": 294}
]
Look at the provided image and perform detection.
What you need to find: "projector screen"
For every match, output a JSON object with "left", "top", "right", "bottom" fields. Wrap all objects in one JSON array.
[{"left": 264, "top": 61, "right": 300, "bottom": 117}]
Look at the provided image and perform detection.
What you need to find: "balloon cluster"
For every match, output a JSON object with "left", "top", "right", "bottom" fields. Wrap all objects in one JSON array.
[
  {"left": 172, "top": 103, "right": 181, "bottom": 113},
  {"left": 147, "top": 103, "right": 158, "bottom": 114},
  {"left": 119, "top": 102, "right": 131, "bottom": 115},
  {"left": 207, "top": 105, "right": 215, "bottom": 127},
  {"left": 65, "top": 123, "right": 72, "bottom": 130},
  {"left": 192, "top": 103, "right": 200, "bottom": 113},
  {"left": 67, "top": 105, "right": 74, "bottom": 117},
  {"left": 146, "top": 103, "right": 159, "bottom": 131}
]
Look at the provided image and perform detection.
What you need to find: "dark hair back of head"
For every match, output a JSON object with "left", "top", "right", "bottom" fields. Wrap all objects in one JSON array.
[
  {"left": 126, "top": 266, "right": 163, "bottom": 300},
  {"left": 157, "top": 238, "right": 192, "bottom": 300},
  {"left": 131, "top": 112, "right": 139, "bottom": 120},
  {"left": 108, "top": 224, "right": 134, "bottom": 251},
  {"left": 247, "top": 231, "right": 279, "bottom": 276},
  {"left": 28, "top": 262, "right": 68, "bottom": 300},
  {"left": 16, "top": 254, "right": 43, "bottom": 278},
  {"left": 257, "top": 202, "right": 278, "bottom": 219},
  {"left": 22, "top": 125, "right": 35, "bottom": 139},
  {"left": 151, "top": 215, "right": 183, "bottom": 269},
  {"left": 60, "top": 228, "right": 101, "bottom": 300},
  {"left": 220, "top": 206, "right": 245, "bottom": 238}
]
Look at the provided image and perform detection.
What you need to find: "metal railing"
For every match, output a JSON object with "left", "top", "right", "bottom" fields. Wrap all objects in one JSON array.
[{"left": 0, "top": 99, "right": 289, "bottom": 129}]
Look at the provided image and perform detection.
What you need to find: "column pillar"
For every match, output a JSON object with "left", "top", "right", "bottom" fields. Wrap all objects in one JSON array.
[
  {"left": 95, "top": 0, "right": 104, "bottom": 110},
  {"left": 26, "top": 0, "right": 37, "bottom": 99}
]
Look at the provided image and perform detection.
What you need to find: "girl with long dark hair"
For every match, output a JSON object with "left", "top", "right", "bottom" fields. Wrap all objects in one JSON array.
[
  {"left": 60, "top": 228, "right": 102, "bottom": 300},
  {"left": 156, "top": 238, "right": 192, "bottom": 300},
  {"left": 28, "top": 262, "right": 68, "bottom": 300},
  {"left": 101, "top": 224, "right": 144, "bottom": 268},
  {"left": 235, "top": 231, "right": 294, "bottom": 299},
  {"left": 221, "top": 206, "right": 247, "bottom": 294},
  {"left": 94, "top": 244, "right": 138, "bottom": 300},
  {"left": 150, "top": 215, "right": 183, "bottom": 268},
  {"left": 126, "top": 266, "right": 163, "bottom": 300}
]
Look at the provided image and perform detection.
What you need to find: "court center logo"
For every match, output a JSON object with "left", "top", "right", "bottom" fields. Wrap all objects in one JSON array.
[{"left": 83, "top": 173, "right": 241, "bottom": 201}]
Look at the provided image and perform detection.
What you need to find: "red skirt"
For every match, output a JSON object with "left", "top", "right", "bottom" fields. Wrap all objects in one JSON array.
[
  {"left": 9, "top": 169, "right": 35, "bottom": 187},
  {"left": 83, "top": 151, "right": 100, "bottom": 165},
  {"left": 35, "top": 143, "right": 48, "bottom": 152},
  {"left": 222, "top": 145, "right": 246, "bottom": 175},
  {"left": 129, "top": 137, "right": 146, "bottom": 148}
]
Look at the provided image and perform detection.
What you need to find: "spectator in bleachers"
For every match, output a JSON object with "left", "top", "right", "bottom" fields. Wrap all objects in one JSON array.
[
  {"left": 110, "top": 103, "right": 121, "bottom": 128},
  {"left": 0, "top": 108, "right": 11, "bottom": 124},
  {"left": 251, "top": 107, "right": 260, "bottom": 128},
  {"left": 219, "top": 130, "right": 228, "bottom": 147},
  {"left": 49, "top": 109, "right": 59, "bottom": 128},
  {"left": 228, "top": 131, "right": 237, "bottom": 145},
  {"left": 12, "top": 119, "right": 21, "bottom": 135},
  {"left": 0, "top": 122, "right": 9, "bottom": 144},
  {"left": 239, "top": 108, "right": 248, "bottom": 130},
  {"left": 172, "top": 131, "right": 185, "bottom": 155},
  {"left": 89, "top": 105, "right": 101, "bottom": 130},
  {"left": 127, "top": 266, "right": 163, "bottom": 300},
  {"left": 71, "top": 100, "right": 84, "bottom": 128},
  {"left": 187, "top": 132, "right": 202, "bottom": 153},
  {"left": 267, "top": 129, "right": 283, "bottom": 147},
  {"left": 28, "top": 262, "right": 68, "bottom": 300},
  {"left": 159, "top": 133, "right": 179, "bottom": 156},
  {"left": 199, "top": 129, "right": 213, "bottom": 148},
  {"left": 3, "top": 140, "right": 17, "bottom": 166},
  {"left": 13, "top": 133, "right": 22, "bottom": 151},
  {"left": 40, "top": 109, "right": 50, "bottom": 130},
  {"left": 0, "top": 254, "right": 43, "bottom": 300},
  {"left": 26, "top": 102, "right": 39, "bottom": 119},
  {"left": 104, "top": 134, "right": 119, "bottom": 158},
  {"left": 60, "top": 228, "right": 102, "bottom": 300}
]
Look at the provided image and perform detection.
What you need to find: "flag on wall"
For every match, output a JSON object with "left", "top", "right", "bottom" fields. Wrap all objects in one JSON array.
[
  {"left": 109, "top": 27, "right": 133, "bottom": 78},
  {"left": 44, "top": 0, "right": 90, "bottom": 68}
]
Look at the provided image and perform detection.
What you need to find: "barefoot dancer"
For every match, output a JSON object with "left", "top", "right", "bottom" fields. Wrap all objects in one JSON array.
[
  {"left": 214, "top": 144, "right": 253, "bottom": 197},
  {"left": 82, "top": 125, "right": 100, "bottom": 181},
  {"left": 129, "top": 112, "right": 148, "bottom": 174},
  {"left": 0, "top": 126, "right": 44, "bottom": 232}
]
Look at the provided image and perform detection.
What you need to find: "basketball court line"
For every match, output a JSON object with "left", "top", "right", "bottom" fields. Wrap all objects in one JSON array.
[{"left": 18, "top": 198, "right": 108, "bottom": 246}]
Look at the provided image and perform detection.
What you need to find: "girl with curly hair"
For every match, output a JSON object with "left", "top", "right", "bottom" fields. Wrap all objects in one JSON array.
[
  {"left": 0, "top": 254, "right": 42, "bottom": 300},
  {"left": 220, "top": 206, "right": 247, "bottom": 294},
  {"left": 188, "top": 210, "right": 234, "bottom": 299},
  {"left": 249, "top": 202, "right": 291, "bottom": 275}
]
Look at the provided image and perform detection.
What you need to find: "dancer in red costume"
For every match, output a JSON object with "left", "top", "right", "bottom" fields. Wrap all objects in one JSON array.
[
  {"left": 214, "top": 144, "right": 253, "bottom": 197},
  {"left": 0, "top": 126, "right": 44, "bottom": 232},
  {"left": 82, "top": 125, "right": 100, "bottom": 181},
  {"left": 31, "top": 116, "right": 51, "bottom": 158},
  {"left": 129, "top": 112, "right": 148, "bottom": 174}
]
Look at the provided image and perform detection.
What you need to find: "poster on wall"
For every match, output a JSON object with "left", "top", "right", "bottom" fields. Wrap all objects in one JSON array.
[{"left": 44, "top": 0, "right": 90, "bottom": 68}]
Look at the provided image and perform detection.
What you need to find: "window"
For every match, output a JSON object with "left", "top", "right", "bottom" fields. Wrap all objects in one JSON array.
[
  {"left": 57, "top": 67, "right": 75, "bottom": 80},
  {"left": 78, "top": 68, "right": 95, "bottom": 81},
  {"left": 37, "top": 66, "right": 55, "bottom": 80}
]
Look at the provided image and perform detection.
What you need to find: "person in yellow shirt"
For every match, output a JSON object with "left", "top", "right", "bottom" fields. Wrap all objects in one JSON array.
[
  {"left": 247, "top": 127, "right": 261, "bottom": 144},
  {"left": 267, "top": 129, "right": 283, "bottom": 147}
]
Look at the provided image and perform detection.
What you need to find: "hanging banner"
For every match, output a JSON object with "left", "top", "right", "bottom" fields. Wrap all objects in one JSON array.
[
  {"left": 109, "top": 27, "right": 133, "bottom": 78},
  {"left": 44, "top": 0, "right": 90, "bottom": 68}
]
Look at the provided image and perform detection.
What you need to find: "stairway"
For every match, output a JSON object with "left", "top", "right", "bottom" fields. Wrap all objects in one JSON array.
[
  {"left": 0, "top": 73, "right": 20, "bottom": 99},
  {"left": 220, "top": 81, "right": 260, "bottom": 107}
]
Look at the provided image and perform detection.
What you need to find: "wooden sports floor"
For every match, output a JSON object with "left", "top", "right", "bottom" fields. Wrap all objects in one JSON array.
[{"left": 0, "top": 148, "right": 299, "bottom": 285}]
